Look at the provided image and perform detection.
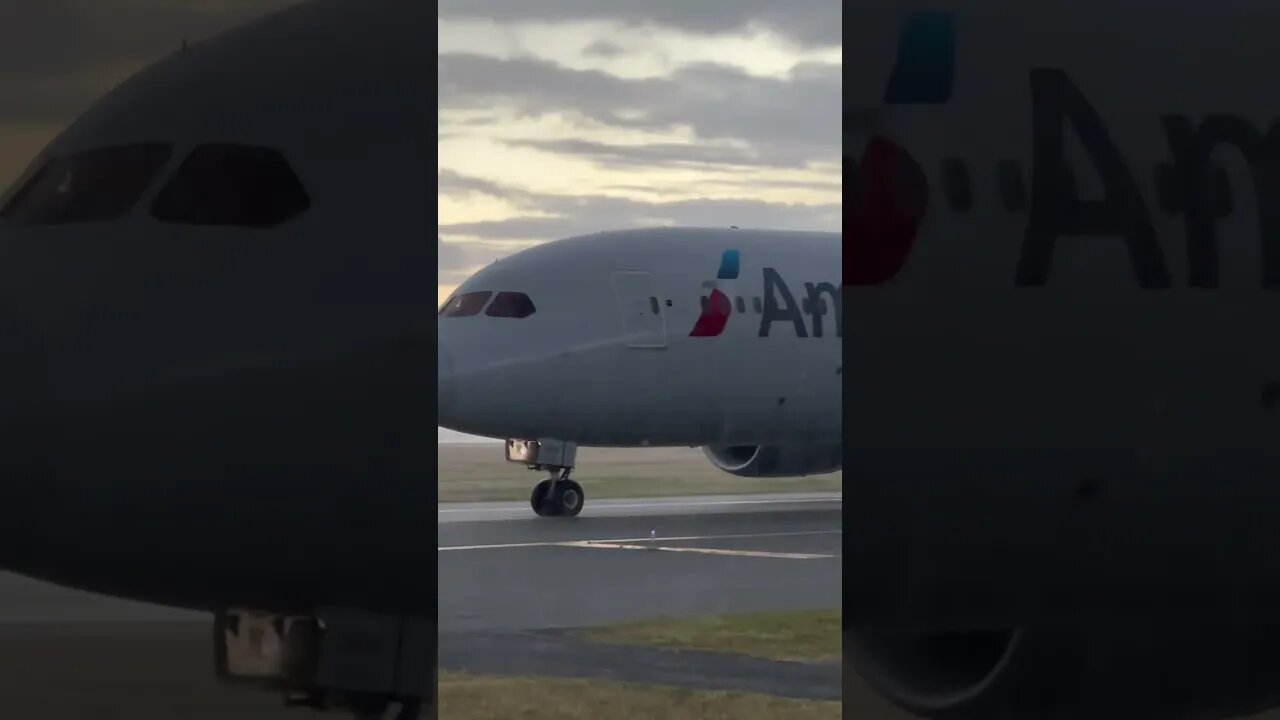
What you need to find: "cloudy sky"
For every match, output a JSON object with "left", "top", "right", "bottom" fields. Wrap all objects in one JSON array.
[
  {"left": 0, "top": 1, "right": 308, "bottom": 197},
  {"left": 437, "top": 1, "right": 842, "bottom": 307},
  {"left": 0, "top": 2, "right": 840, "bottom": 310}
]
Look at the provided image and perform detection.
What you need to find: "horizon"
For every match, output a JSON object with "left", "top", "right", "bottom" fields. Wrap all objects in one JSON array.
[{"left": 438, "top": 427, "right": 501, "bottom": 443}]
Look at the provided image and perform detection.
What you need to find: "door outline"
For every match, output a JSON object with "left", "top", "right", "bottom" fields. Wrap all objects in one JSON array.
[{"left": 610, "top": 271, "right": 667, "bottom": 349}]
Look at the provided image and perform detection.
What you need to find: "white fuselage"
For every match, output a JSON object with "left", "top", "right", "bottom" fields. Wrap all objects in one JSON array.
[
  {"left": 843, "top": 2, "right": 1280, "bottom": 631},
  {"left": 846, "top": 5, "right": 1280, "bottom": 457},
  {"left": 437, "top": 227, "right": 841, "bottom": 447}
]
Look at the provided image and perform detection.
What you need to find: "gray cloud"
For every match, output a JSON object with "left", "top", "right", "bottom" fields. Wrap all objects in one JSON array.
[
  {"left": 438, "top": 55, "right": 839, "bottom": 167},
  {"left": 582, "top": 40, "right": 625, "bottom": 58},
  {"left": 439, "top": 236, "right": 465, "bottom": 267},
  {"left": 438, "top": 237, "right": 474, "bottom": 284},
  {"left": 436, "top": 4, "right": 840, "bottom": 278},
  {"left": 437, "top": 0, "right": 840, "bottom": 46},
  {"left": 438, "top": 170, "right": 837, "bottom": 245},
  {"left": 439, "top": 170, "right": 522, "bottom": 200}
]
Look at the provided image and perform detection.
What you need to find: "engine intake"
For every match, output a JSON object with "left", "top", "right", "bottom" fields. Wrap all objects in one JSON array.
[
  {"left": 845, "top": 624, "right": 1280, "bottom": 719},
  {"left": 702, "top": 444, "right": 841, "bottom": 478}
]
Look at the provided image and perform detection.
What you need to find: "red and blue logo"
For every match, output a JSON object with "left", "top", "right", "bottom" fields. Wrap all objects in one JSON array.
[
  {"left": 844, "top": 12, "right": 953, "bottom": 287},
  {"left": 689, "top": 249, "right": 740, "bottom": 337}
]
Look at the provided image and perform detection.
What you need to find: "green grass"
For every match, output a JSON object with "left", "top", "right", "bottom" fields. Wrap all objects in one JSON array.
[
  {"left": 585, "top": 608, "right": 842, "bottom": 664},
  {"left": 438, "top": 444, "right": 841, "bottom": 503},
  {"left": 438, "top": 672, "right": 841, "bottom": 720}
]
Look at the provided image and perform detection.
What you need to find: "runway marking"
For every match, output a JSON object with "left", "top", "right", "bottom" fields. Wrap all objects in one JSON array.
[
  {"left": 437, "top": 496, "right": 841, "bottom": 515},
  {"left": 438, "top": 530, "right": 840, "bottom": 553},
  {"left": 600, "top": 530, "right": 839, "bottom": 544},
  {"left": 438, "top": 541, "right": 564, "bottom": 551},
  {"left": 560, "top": 540, "right": 834, "bottom": 560}
]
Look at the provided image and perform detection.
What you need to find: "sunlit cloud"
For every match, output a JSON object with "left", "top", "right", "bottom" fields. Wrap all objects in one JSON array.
[{"left": 438, "top": 3, "right": 841, "bottom": 319}]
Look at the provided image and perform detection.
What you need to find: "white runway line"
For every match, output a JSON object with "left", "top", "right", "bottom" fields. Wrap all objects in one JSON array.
[
  {"left": 597, "top": 529, "right": 840, "bottom": 544},
  {"left": 561, "top": 540, "right": 834, "bottom": 560},
  {"left": 437, "top": 541, "right": 564, "bottom": 551},
  {"left": 438, "top": 529, "right": 841, "bottom": 554}
]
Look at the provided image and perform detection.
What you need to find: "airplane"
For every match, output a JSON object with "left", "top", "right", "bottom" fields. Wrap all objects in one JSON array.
[
  {"left": 844, "top": 4, "right": 1280, "bottom": 720},
  {"left": 436, "top": 226, "right": 843, "bottom": 517},
  {"left": 0, "top": 1, "right": 434, "bottom": 718},
  {"left": 17, "top": 0, "right": 1280, "bottom": 718}
]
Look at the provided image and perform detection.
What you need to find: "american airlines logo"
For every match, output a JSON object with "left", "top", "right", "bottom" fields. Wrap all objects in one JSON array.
[
  {"left": 849, "top": 11, "right": 1280, "bottom": 290},
  {"left": 843, "top": 12, "right": 950, "bottom": 287},
  {"left": 846, "top": 135, "right": 928, "bottom": 287},
  {"left": 690, "top": 249, "right": 842, "bottom": 339},
  {"left": 689, "top": 249, "right": 739, "bottom": 337}
]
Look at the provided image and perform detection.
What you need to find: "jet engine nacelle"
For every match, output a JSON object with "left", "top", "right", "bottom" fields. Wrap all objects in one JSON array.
[
  {"left": 702, "top": 444, "right": 841, "bottom": 478},
  {"left": 846, "top": 624, "right": 1280, "bottom": 720}
]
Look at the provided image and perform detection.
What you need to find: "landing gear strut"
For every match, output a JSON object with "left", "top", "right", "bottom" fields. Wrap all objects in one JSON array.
[
  {"left": 215, "top": 608, "right": 433, "bottom": 720},
  {"left": 506, "top": 438, "right": 584, "bottom": 518}
]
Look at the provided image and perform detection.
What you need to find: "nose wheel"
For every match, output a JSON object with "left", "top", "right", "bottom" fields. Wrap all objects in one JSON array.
[
  {"left": 505, "top": 438, "right": 583, "bottom": 518},
  {"left": 531, "top": 476, "right": 585, "bottom": 517}
]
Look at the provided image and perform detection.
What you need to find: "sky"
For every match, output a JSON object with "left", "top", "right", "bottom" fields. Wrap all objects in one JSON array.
[
  {"left": 437, "top": 0, "right": 843, "bottom": 307},
  {"left": 0, "top": 1, "right": 307, "bottom": 196}
]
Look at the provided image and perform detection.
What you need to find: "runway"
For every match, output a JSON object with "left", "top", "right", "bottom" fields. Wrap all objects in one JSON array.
[
  {"left": 439, "top": 491, "right": 844, "bottom": 522},
  {"left": 438, "top": 492, "right": 842, "bottom": 700},
  {"left": 0, "top": 492, "right": 843, "bottom": 715},
  {"left": 438, "top": 492, "right": 842, "bottom": 632}
]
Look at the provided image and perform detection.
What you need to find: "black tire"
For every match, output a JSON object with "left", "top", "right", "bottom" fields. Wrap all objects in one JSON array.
[
  {"left": 558, "top": 479, "right": 585, "bottom": 517},
  {"left": 530, "top": 479, "right": 559, "bottom": 516}
]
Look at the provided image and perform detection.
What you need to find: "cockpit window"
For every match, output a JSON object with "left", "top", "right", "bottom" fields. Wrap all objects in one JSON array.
[
  {"left": 485, "top": 291, "right": 536, "bottom": 318},
  {"left": 0, "top": 143, "right": 174, "bottom": 225},
  {"left": 151, "top": 143, "right": 310, "bottom": 228},
  {"left": 439, "top": 291, "right": 492, "bottom": 317},
  {"left": 438, "top": 290, "right": 536, "bottom": 319}
]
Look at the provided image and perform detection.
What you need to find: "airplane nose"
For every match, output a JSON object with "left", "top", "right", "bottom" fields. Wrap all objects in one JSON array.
[{"left": 438, "top": 342, "right": 456, "bottom": 421}]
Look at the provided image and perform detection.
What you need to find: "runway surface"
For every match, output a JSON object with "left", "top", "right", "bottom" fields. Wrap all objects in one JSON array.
[
  {"left": 439, "top": 491, "right": 844, "bottom": 523},
  {"left": 0, "top": 492, "right": 844, "bottom": 715},
  {"left": 438, "top": 492, "right": 842, "bottom": 700},
  {"left": 438, "top": 492, "right": 842, "bottom": 632},
  {"left": 10, "top": 491, "right": 1280, "bottom": 717}
]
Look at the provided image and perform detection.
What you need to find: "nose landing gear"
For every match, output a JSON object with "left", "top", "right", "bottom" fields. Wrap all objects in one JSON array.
[
  {"left": 506, "top": 438, "right": 584, "bottom": 518},
  {"left": 531, "top": 471, "right": 585, "bottom": 518},
  {"left": 214, "top": 608, "right": 433, "bottom": 720}
]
